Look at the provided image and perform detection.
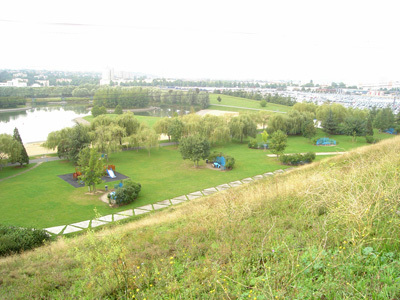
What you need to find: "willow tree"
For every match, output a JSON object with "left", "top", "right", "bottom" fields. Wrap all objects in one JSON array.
[{"left": 229, "top": 114, "right": 257, "bottom": 143}]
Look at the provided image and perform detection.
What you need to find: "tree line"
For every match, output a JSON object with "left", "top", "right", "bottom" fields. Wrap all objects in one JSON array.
[
  {"left": 0, "top": 85, "right": 98, "bottom": 99},
  {"left": 265, "top": 102, "right": 400, "bottom": 140},
  {"left": 0, "top": 97, "right": 26, "bottom": 109},
  {"left": 120, "top": 78, "right": 288, "bottom": 89},
  {"left": 93, "top": 87, "right": 210, "bottom": 109}
]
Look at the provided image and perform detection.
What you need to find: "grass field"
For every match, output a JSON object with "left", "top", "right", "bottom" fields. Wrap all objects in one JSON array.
[
  {"left": 256, "top": 128, "right": 396, "bottom": 153},
  {"left": 0, "top": 141, "right": 287, "bottom": 228},
  {"left": 209, "top": 93, "right": 292, "bottom": 113},
  {"left": 2, "top": 137, "right": 400, "bottom": 299},
  {"left": 1, "top": 126, "right": 396, "bottom": 229},
  {"left": 0, "top": 163, "right": 37, "bottom": 180},
  {"left": 83, "top": 114, "right": 160, "bottom": 128}
]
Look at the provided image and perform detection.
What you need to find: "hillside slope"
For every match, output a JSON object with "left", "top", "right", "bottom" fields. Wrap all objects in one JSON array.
[{"left": 1, "top": 137, "right": 400, "bottom": 299}]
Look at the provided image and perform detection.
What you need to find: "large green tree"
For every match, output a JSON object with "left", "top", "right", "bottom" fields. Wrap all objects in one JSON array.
[
  {"left": 269, "top": 130, "right": 287, "bottom": 158},
  {"left": 229, "top": 114, "right": 257, "bottom": 143},
  {"left": 179, "top": 135, "right": 210, "bottom": 167},
  {"left": 13, "top": 127, "right": 29, "bottom": 166},
  {"left": 78, "top": 148, "right": 104, "bottom": 193},
  {"left": 373, "top": 108, "right": 395, "bottom": 131},
  {"left": 321, "top": 109, "right": 338, "bottom": 134},
  {"left": 137, "top": 127, "right": 159, "bottom": 156},
  {"left": 0, "top": 133, "right": 22, "bottom": 170},
  {"left": 56, "top": 124, "right": 91, "bottom": 163},
  {"left": 301, "top": 118, "right": 316, "bottom": 140}
]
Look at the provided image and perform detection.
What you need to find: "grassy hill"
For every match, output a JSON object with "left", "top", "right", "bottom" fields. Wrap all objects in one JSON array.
[
  {"left": 1, "top": 137, "right": 400, "bottom": 299},
  {"left": 209, "top": 94, "right": 292, "bottom": 113}
]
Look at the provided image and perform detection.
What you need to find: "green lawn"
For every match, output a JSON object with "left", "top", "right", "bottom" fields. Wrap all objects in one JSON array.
[
  {"left": 209, "top": 93, "right": 292, "bottom": 113},
  {"left": 0, "top": 163, "right": 37, "bottom": 180},
  {"left": 255, "top": 128, "right": 396, "bottom": 153},
  {"left": 84, "top": 114, "right": 160, "bottom": 128},
  {"left": 0, "top": 142, "right": 287, "bottom": 229},
  {"left": 2, "top": 120, "right": 396, "bottom": 229}
]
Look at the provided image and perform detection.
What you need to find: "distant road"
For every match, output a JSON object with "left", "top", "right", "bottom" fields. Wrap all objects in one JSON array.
[{"left": 210, "top": 104, "right": 287, "bottom": 114}]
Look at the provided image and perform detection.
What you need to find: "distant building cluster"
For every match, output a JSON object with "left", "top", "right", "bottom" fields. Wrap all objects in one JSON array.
[
  {"left": 100, "top": 68, "right": 139, "bottom": 85},
  {"left": 0, "top": 78, "right": 28, "bottom": 87}
]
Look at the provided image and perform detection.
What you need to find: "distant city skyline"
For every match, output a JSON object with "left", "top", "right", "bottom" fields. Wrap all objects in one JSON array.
[{"left": 1, "top": 0, "right": 399, "bottom": 85}]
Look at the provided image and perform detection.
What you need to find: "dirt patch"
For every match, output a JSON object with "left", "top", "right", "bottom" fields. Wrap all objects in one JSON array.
[
  {"left": 204, "top": 163, "right": 227, "bottom": 171},
  {"left": 99, "top": 191, "right": 110, "bottom": 204},
  {"left": 196, "top": 109, "right": 239, "bottom": 117},
  {"left": 24, "top": 142, "right": 57, "bottom": 156}
]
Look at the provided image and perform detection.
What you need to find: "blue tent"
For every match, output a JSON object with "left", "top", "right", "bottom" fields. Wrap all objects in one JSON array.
[
  {"left": 316, "top": 138, "right": 336, "bottom": 145},
  {"left": 216, "top": 156, "right": 226, "bottom": 166},
  {"left": 385, "top": 128, "right": 397, "bottom": 135}
]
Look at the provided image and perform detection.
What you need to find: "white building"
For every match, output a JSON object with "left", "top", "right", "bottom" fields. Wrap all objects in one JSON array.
[{"left": 0, "top": 78, "right": 28, "bottom": 87}]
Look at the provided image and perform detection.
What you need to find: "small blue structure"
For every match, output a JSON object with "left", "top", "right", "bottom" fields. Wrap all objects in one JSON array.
[
  {"left": 213, "top": 162, "right": 221, "bottom": 168},
  {"left": 215, "top": 156, "right": 226, "bottom": 167},
  {"left": 384, "top": 128, "right": 397, "bottom": 135},
  {"left": 316, "top": 138, "right": 336, "bottom": 146}
]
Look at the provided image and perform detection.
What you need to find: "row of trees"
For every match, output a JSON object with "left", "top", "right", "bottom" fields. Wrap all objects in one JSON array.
[
  {"left": 0, "top": 97, "right": 26, "bottom": 109},
  {"left": 121, "top": 78, "right": 288, "bottom": 89},
  {"left": 94, "top": 87, "right": 210, "bottom": 109},
  {"left": 0, "top": 85, "right": 99, "bottom": 99},
  {"left": 153, "top": 113, "right": 258, "bottom": 144},
  {"left": 292, "top": 102, "right": 400, "bottom": 137},
  {"left": 266, "top": 110, "right": 316, "bottom": 139},
  {"left": 44, "top": 112, "right": 160, "bottom": 162},
  {"left": 217, "top": 90, "right": 296, "bottom": 106}
]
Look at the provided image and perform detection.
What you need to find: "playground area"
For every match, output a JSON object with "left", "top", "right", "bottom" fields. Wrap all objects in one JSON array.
[{"left": 58, "top": 170, "right": 129, "bottom": 188}]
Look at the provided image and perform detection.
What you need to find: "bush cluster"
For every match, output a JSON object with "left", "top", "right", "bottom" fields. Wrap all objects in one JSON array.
[
  {"left": 279, "top": 152, "right": 316, "bottom": 166},
  {"left": 365, "top": 135, "right": 380, "bottom": 144},
  {"left": 0, "top": 225, "right": 51, "bottom": 257},
  {"left": 108, "top": 179, "right": 141, "bottom": 206},
  {"left": 207, "top": 151, "right": 235, "bottom": 170},
  {"left": 248, "top": 138, "right": 268, "bottom": 149}
]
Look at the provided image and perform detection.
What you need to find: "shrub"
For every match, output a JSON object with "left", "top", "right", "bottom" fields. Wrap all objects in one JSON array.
[
  {"left": 207, "top": 152, "right": 235, "bottom": 170},
  {"left": 208, "top": 151, "right": 223, "bottom": 162},
  {"left": 260, "top": 100, "right": 267, "bottom": 107},
  {"left": 108, "top": 179, "right": 141, "bottom": 206},
  {"left": 365, "top": 135, "right": 381, "bottom": 144},
  {"left": 248, "top": 139, "right": 258, "bottom": 149},
  {"left": 0, "top": 225, "right": 51, "bottom": 257},
  {"left": 303, "top": 152, "right": 316, "bottom": 162},
  {"left": 280, "top": 152, "right": 316, "bottom": 166},
  {"left": 224, "top": 155, "right": 235, "bottom": 169}
]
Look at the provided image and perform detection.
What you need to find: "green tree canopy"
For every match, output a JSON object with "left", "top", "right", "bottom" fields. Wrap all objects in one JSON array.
[
  {"left": 78, "top": 148, "right": 104, "bottom": 192},
  {"left": 269, "top": 130, "right": 287, "bottom": 158},
  {"left": 13, "top": 127, "right": 29, "bottom": 166},
  {"left": 229, "top": 114, "right": 257, "bottom": 143},
  {"left": 0, "top": 133, "right": 22, "bottom": 170},
  {"left": 179, "top": 135, "right": 210, "bottom": 167}
]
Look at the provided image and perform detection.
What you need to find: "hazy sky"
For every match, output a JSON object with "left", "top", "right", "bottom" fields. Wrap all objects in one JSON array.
[{"left": 1, "top": 0, "right": 399, "bottom": 84}]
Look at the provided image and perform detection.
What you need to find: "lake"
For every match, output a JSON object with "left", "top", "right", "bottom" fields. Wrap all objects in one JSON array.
[
  {"left": 0, "top": 105, "right": 191, "bottom": 144},
  {"left": 0, "top": 105, "right": 90, "bottom": 143}
]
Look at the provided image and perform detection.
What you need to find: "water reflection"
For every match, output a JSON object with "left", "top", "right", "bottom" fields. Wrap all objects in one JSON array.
[
  {"left": 0, "top": 105, "right": 90, "bottom": 143},
  {"left": 0, "top": 110, "right": 28, "bottom": 123}
]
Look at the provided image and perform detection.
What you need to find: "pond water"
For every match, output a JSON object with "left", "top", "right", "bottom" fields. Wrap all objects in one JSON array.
[
  {"left": 0, "top": 105, "right": 191, "bottom": 143},
  {"left": 0, "top": 105, "right": 90, "bottom": 143}
]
